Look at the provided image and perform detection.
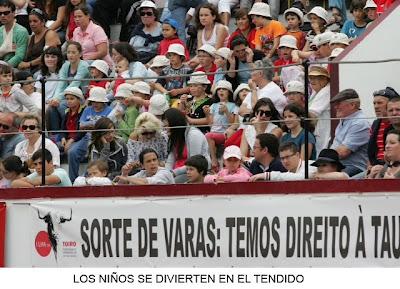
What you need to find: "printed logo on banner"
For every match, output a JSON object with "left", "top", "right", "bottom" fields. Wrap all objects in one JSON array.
[{"left": 35, "top": 231, "right": 51, "bottom": 257}]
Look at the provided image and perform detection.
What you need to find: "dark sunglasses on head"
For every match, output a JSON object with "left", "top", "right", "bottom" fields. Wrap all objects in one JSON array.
[
  {"left": 21, "top": 125, "right": 37, "bottom": 130},
  {"left": 30, "top": 8, "right": 44, "bottom": 16},
  {"left": 388, "top": 161, "right": 400, "bottom": 168},
  {"left": 0, "top": 10, "right": 11, "bottom": 16},
  {"left": 373, "top": 87, "right": 399, "bottom": 98},
  {"left": 142, "top": 131, "right": 156, "bottom": 136},
  {"left": 0, "top": 123, "right": 10, "bottom": 129},
  {"left": 140, "top": 11, "right": 154, "bottom": 16},
  {"left": 256, "top": 109, "right": 272, "bottom": 117}
]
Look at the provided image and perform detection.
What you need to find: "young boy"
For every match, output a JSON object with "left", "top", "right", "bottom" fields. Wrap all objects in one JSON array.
[
  {"left": 185, "top": 155, "right": 209, "bottom": 184},
  {"left": 341, "top": 0, "right": 368, "bottom": 39},
  {"left": 11, "top": 149, "right": 72, "bottom": 187},
  {"left": 73, "top": 160, "right": 112, "bottom": 186},
  {"left": 249, "top": 2, "right": 287, "bottom": 59},
  {"left": 14, "top": 71, "right": 41, "bottom": 111},
  {"left": 283, "top": 7, "right": 305, "bottom": 50},
  {"left": 273, "top": 35, "right": 297, "bottom": 85},
  {"left": 88, "top": 60, "right": 110, "bottom": 93}
]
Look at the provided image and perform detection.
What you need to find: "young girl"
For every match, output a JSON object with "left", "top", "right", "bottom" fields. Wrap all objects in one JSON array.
[
  {"left": 64, "top": 0, "right": 90, "bottom": 40},
  {"left": 14, "top": 71, "right": 42, "bottom": 111},
  {"left": 303, "top": 6, "right": 329, "bottom": 52},
  {"left": 204, "top": 145, "right": 252, "bottom": 183},
  {"left": 0, "top": 64, "right": 39, "bottom": 117},
  {"left": 158, "top": 18, "right": 189, "bottom": 60},
  {"left": 213, "top": 47, "right": 231, "bottom": 86},
  {"left": 73, "top": 160, "right": 112, "bottom": 186},
  {"left": 273, "top": 35, "right": 297, "bottom": 85},
  {"left": 0, "top": 155, "right": 30, "bottom": 188},
  {"left": 205, "top": 80, "right": 237, "bottom": 172},
  {"left": 88, "top": 59, "right": 110, "bottom": 94},
  {"left": 281, "top": 103, "right": 316, "bottom": 160}
]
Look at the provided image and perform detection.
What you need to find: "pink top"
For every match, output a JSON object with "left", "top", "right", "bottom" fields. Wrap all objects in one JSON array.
[
  {"left": 72, "top": 21, "right": 113, "bottom": 67},
  {"left": 204, "top": 167, "right": 252, "bottom": 183}
]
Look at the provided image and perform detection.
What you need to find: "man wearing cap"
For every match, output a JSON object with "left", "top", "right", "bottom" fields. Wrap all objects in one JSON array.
[
  {"left": 330, "top": 88, "right": 370, "bottom": 177},
  {"left": 311, "top": 148, "right": 349, "bottom": 180},
  {"left": 368, "top": 87, "right": 399, "bottom": 166},
  {"left": 284, "top": 80, "right": 305, "bottom": 108},
  {"left": 249, "top": 2, "right": 286, "bottom": 59},
  {"left": 0, "top": 112, "right": 24, "bottom": 159}
]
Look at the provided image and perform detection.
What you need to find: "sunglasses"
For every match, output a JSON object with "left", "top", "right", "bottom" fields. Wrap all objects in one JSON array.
[
  {"left": 142, "top": 131, "right": 156, "bottom": 136},
  {"left": 256, "top": 109, "right": 272, "bottom": 117},
  {"left": 373, "top": 89, "right": 398, "bottom": 98},
  {"left": 21, "top": 125, "right": 37, "bottom": 130},
  {"left": 0, "top": 123, "right": 10, "bottom": 129},
  {"left": 388, "top": 161, "right": 400, "bottom": 168},
  {"left": 140, "top": 12, "right": 154, "bottom": 17},
  {"left": 0, "top": 10, "right": 11, "bottom": 16},
  {"left": 30, "top": 8, "right": 44, "bottom": 16}
]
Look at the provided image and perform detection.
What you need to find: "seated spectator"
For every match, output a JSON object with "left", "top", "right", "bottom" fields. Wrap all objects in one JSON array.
[
  {"left": 341, "top": 0, "right": 367, "bottom": 39},
  {"left": 0, "top": 155, "right": 30, "bottom": 188},
  {"left": 248, "top": 133, "right": 287, "bottom": 181},
  {"left": 148, "top": 93, "right": 170, "bottom": 120},
  {"left": 73, "top": 159, "right": 113, "bottom": 186},
  {"left": 14, "top": 71, "right": 41, "bottom": 111},
  {"left": 0, "top": 112, "right": 24, "bottom": 159},
  {"left": 304, "top": 6, "right": 329, "bottom": 52},
  {"left": 185, "top": 155, "right": 208, "bottom": 184},
  {"left": 195, "top": 3, "right": 229, "bottom": 50},
  {"left": 72, "top": 5, "right": 113, "bottom": 66},
  {"left": 264, "top": 142, "right": 317, "bottom": 181},
  {"left": 14, "top": 114, "right": 61, "bottom": 166},
  {"left": 228, "top": 8, "right": 256, "bottom": 50},
  {"left": 13, "top": 0, "right": 30, "bottom": 33},
  {"left": 87, "top": 59, "right": 110, "bottom": 93},
  {"left": 11, "top": 148, "right": 71, "bottom": 187},
  {"left": 146, "top": 55, "right": 170, "bottom": 84},
  {"left": 212, "top": 47, "right": 231, "bottom": 87},
  {"left": 367, "top": 130, "right": 400, "bottom": 179},
  {"left": 0, "top": 63, "right": 39, "bottom": 117},
  {"left": 79, "top": 87, "right": 112, "bottom": 130},
  {"left": 283, "top": 7, "right": 305, "bottom": 50},
  {"left": 330, "top": 89, "right": 370, "bottom": 177},
  {"left": 329, "top": 32, "right": 350, "bottom": 50},
  {"left": 129, "top": 1, "right": 163, "bottom": 64},
  {"left": 34, "top": 0, "right": 66, "bottom": 33},
  {"left": 311, "top": 148, "right": 349, "bottom": 180},
  {"left": 162, "top": 108, "right": 211, "bottom": 183},
  {"left": 88, "top": 117, "right": 127, "bottom": 179},
  {"left": 58, "top": 87, "right": 88, "bottom": 182},
  {"left": 0, "top": 1, "right": 29, "bottom": 68},
  {"left": 204, "top": 145, "right": 252, "bottom": 183},
  {"left": 115, "top": 148, "right": 174, "bottom": 185},
  {"left": 123, "top": 112, "right": 168, "bottom": 175},
  {"left": 273, "top": 35, "right": 297, "bottom": 84},
  {"left": 17, "top": 8, "right": 60, "bottom": 73},
  {"left": 249, "top": 2, "right": 286, "bottom": 59},
  {"left": 196, "top": 44, "right": 218, "bottom": 84},
  {"left": 158, "top": 18, "right": 189, "bottom": 60},
  {"left": 126, "top": 81, "right": 152, "bottom": 112},
  {"left": 65, "top": 0, "right": 93, "bottom": 41},
  {"left": 110, "top": 58, "right": 130, "bottom": 97},
  {"left": 284, "top": 80, "right": 305, "bottom": 108},
  {"left": 364, "top": 0, "right": 378, "bottom": 22}
]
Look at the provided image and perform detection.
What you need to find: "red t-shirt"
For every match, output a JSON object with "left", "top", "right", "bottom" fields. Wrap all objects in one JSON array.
[
  {"left": 228, "top": 28, "right": 257, "bottom": 49},
  {"left": 66, "top": 110, "right": 79, "bottom": 140},
  {"left": 158, "top": 37, "right": 190, "bottom": 61},
  {"left": 67, "top": 13, "right": 77, "bottom": 40},
  {"left": 273, "top": 58, "right": 294, "bottom": 73},
  {"left": 196, "top": 63, "right": 218, "bottom": 84},
  {"left": 376, "top": 120, "right": 391, "bottom": 161},
  {"left": 174, "top": 145, "right": 188, "bottom": 169}
]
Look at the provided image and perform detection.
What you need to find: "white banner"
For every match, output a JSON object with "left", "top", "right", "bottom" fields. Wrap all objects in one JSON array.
[{"left": 5, "top": 193, "right": 400, "bottom": 267}]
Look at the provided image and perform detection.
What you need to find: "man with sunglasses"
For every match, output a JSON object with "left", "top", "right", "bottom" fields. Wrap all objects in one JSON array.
[
  {"left": 0, "top": 112, "right": 24, "bottom": 159},
  {"left": 0, "top": 0, "right": 29, "bottom": 68}
]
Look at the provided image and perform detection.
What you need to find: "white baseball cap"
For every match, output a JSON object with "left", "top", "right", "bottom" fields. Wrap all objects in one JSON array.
[
  {"left": 279, "top": 35, "right": 298, "bottom": 49},
  {"left": 198, "top": 44, "right": 216, "bottom": 57},
  {"left": 248, "top": 2, "right": 271, "bottom": 18},
  {"left": 150, "top": 55, "right": 170, "bottom": 68},
  {"left": 64, "top": 87, "right": 84, "bottom": 100},
  {"left": 167, "top": 43, "right": 186, "bottom": 57},
  {"left": 215, "top": 47, "right": 231, "bottom": 60},
  {"left": 364, "top": 0, "right": 377, "bottom": 9},
  {"left": 89, "top": 59, "right": 109, "bottom": 76},
  {"left": 312, "top": 31, "right": 335, "bottom": 47},
  {"left": 233, "top": 83, "right": 250, "bottom": 101},
  {"left": 223, "top": 145, "right": 242, "bottom": 160},
  {"left": 214, "top": 80, "right": 233, "bottom": 93},
  {"left": 329, "top": 47, "right": 345, "bottom": 59},
  {"left": 284, "top": 80, "right": 305, "bottom": 95},
  {"left": 187, "top": 72, "right": 210, "bottom": 85},
  {"left": 329, "top": 32, "right": 350, "bottom": 46},
  {"left": 88, "top": 87, "right": 108, "bottom": 103},
  {"left": 307, "top": 6, "right": 328, "bottom": 23},
  {"left": 284, "top": 7, "right": 304, "bottom": 25},
  {"left": 149, "top": 94, "right": 169, "bottom": 116},
  {"left": 140, "top": 0, "right": 157, "bottom": 9},
  {"left": 132, "top": 81, "right": 151, "bottom": 95},
  {"left": 115, "top": 83, "right": 134, "bottom": 98}
]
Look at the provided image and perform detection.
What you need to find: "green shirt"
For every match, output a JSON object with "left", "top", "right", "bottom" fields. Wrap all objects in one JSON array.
[{"left": 0, "top": 23, "right": 29, "bottom": 67}]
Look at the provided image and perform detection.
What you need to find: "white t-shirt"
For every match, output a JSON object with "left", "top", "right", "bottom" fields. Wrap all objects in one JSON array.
[
  {"left": 14, "top": 137, "right": 61, "bottom": 167},
  {"left": 244, "top": 122, "right": 278, "bottom": 151}
]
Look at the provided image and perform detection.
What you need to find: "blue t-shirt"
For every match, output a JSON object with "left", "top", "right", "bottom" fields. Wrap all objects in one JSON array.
[
  {"left": 27, "top": 168, "right": 72, "bottom": 187},
  {"left": 209, "top": 102, "right": 238, "bottom": 133},
  {"left": 79, "top": 105, "right": 112, "bottom": 127},
  {"left": 341, "top": 20, "right": 366, "bottom": 39},
  {"left": 281, "top": 129, "right": 317, "bottom": 160}
]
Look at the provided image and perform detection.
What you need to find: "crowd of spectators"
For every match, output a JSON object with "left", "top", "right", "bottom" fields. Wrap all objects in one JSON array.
[{"left": 0, "top": 0, "right": 398, "bottom": 188}]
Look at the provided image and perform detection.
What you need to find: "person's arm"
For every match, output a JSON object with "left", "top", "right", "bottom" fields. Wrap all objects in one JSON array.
[
  {"left": 49, "top": 5, "right": 66, "bottom": 31},
  {"left": 312, "top": 172, "right": 349, "bottom": 180},
  {"left": 197, "top": 29, "right": 203, "bottom": 50},
  {"left": 11, "top": 177, "right": 34, "bottom": 188},
  {"left": 153, "top": 82, "right": 168, "bottom": 94},
  {"left": 300, "top": 142, "right": 315, "bottom": 160},
  {"left": 239, "top": 129, "right": 250, "bottom": 159},
  {"left": 215, "top": 25, "right": 229, "bottom": 49},
  {"left": 53, "top": 62, "right": 68, "bottom": 100},
  {"left": 8, "top": 27, "right": 29, "bottom": 67},
  {"left": 45, "top": 29, "right": 61, "bottom": 48},
  {"left": 267, "top": 36, "right": 280, "bottom": 59},
  {"left": 86, "top": 42, "right": 108, "bottom": 60},
  {"left": 221, "top": 168, "right": 251, "bottom": 182},
  {"left": 186, "top": 116, "right": 209, "bottom": 126},
  {"left": 126, "top": 176, "right": 148, "bottom": 185},
  {"left": 335, "top": 145, "right": 352, "bottom": 159}
]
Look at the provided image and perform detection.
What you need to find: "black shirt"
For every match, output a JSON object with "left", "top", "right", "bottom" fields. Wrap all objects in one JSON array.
[{"left": 248, "top": 158, "right": 287, "bottom": 175}]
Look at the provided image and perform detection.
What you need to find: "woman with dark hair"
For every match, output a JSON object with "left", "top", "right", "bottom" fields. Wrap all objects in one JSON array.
[
  {"left": 0, "top": 155, "right": 30, "bottom": 188},
  {"left": 64, "top": 0, "right": 92, "bottom": 40},
  {"left": 240, "top": 97, "right": 283, "bottom": 158},
  {"left": 162, "top": 108, "right": 211, "bottom": 183},
  {"left": 227, "top": 8, "right": 256, "bottom": 49},
  {"left": 129, "top": 1, "right": 163, "bottom": 63},
  {"left": 195, "top": 3, "right": 229, "bottom": 49},
  {"left": 32, "top": 0, "right": 66, "bottom": 32},
  {"left": 17, "top": 8, "right": 61, "bottom": 72},
  {"left": 111, "top": 42, "right": 148, "bottom": 82},
  {"left": 88, "top": 117, "right": 128, "bottom": 179},
  {"left": 72, "top": 5, "right": 113, "bottom": 66},
  {"left": 34, "top": 46, "right": 63, "bottom": 103},
  {"left": 281, "top": 103, "right": 316, "bottom": 160}
]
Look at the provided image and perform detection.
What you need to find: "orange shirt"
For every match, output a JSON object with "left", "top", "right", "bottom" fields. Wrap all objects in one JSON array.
[{"left": 253, "top": 20, "right": 287, "bottom": 50}]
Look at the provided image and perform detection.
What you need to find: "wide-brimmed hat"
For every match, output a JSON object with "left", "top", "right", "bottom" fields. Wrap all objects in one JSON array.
[
  {"left": 140, "top": 0, "right": 156, "bottom": 9},
  {"left": 329, "top": 33, "right": 350, "bottom": 46},
  {"left": 89, "top": 59, "right": 109, "bottom": 76},
  {"left": 311, "top": 149, "right": 345, "bottom": 171},
  {"left": 64, "top": 87, "right": 84, "bottom": 100},
  {"left": 329, "top": 47, "right": 344, "bottom": 59},
  {"left": 233, "top": 83, "right": 251, "bottom": 101},
  {"left": 312, "top": 31, "right": 335, "bottom": 47},
  {"left": 308, "top": 66, "right": 330, "bottom": 79},
  {"left": 214, "top": 80, "right": 233, "bottom": 93},
  {"left": 364, "top": 0, "right": 377, "bottom": 9},
  {"left": 215, "top": 47, "right": 231, "bottom": 59},
  {"left": 132, "top": 81, "right": 151, "bottom": 95},
  {"left": 284, "top": 7, "right": 304, "bottom": 25},
  {"left": 150, "top": 55, "right": 170, "bottom": 68},
  {"left": 279, "top": 35, "right": 298, "bottom": 49},
  {"left": 115, "top": 83, "right": 134, "bottom": 98},
  {"left": 307, "top": 6, "right": 328, "bottom": 23},
  {"left": 249, "top": 2, "right": 271, "bottom": 18},
  {"left": 88, "top": 87, "right": 108, "bottom": 102},
  {"left": 330, "top": 88, "right": 359, "bottom": 103},
  {"left": 149, "top": 94, "right": 169, "bottom": 116},
  {"left": 198, "top": 44, "right": 216, "bottom": 57},
  {"left": 284, "top": 80, "right": 305, "bottom": 95},
  {"left": 187, "top": 72, "right": 210, "bottom": 85},
  {"left": 167, "top": 43, "right": 186, "bottom": 57},
  {"left": 223, "top": 145, "right": 242, "bottom": 160}
]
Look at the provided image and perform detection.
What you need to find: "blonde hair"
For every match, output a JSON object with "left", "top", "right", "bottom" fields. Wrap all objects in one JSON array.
[{"left": 133, "top": 112, "right": 162, "bottom": 138}]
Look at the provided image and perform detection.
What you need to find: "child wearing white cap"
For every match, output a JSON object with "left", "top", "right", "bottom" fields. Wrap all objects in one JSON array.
[
  {"left": 304, "top": 6, "right": 329, "bottom": 51},
  {"left": 284, "top": 7, "right": 306, "bottom": 50},
  {"left": 79, "top": 87, "right": 112, "bottom": 130},
  {"left": 273, "top": 35, "right": 297, "bottom": 85},
  {"left": 88, "top": 60, "right": 110, "bottom": 97},
  {"left": 213, "top": 47, "right": 231, "bottom": 86},
  {"left": 204, "top": 145, "right": 252, "bottom": 183}
]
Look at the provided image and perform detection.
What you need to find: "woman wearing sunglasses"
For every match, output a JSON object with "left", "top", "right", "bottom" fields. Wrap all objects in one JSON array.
[
  {"left": 240, "top": 97, "right": 282, "bottom": 159},
  {"left": 129, "top": 1, "right": 163, "bottom": 64},
  {"left": 17, "top": 8, "right": 60, "bottom": 73},
  {"left": 14, "top": 114, "right": 61, "bottom": 167}
]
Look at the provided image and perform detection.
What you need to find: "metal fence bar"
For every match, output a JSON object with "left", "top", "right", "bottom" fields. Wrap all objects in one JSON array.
[{"left": 40, "top": 77, "right": 46, "bottom": 186}]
